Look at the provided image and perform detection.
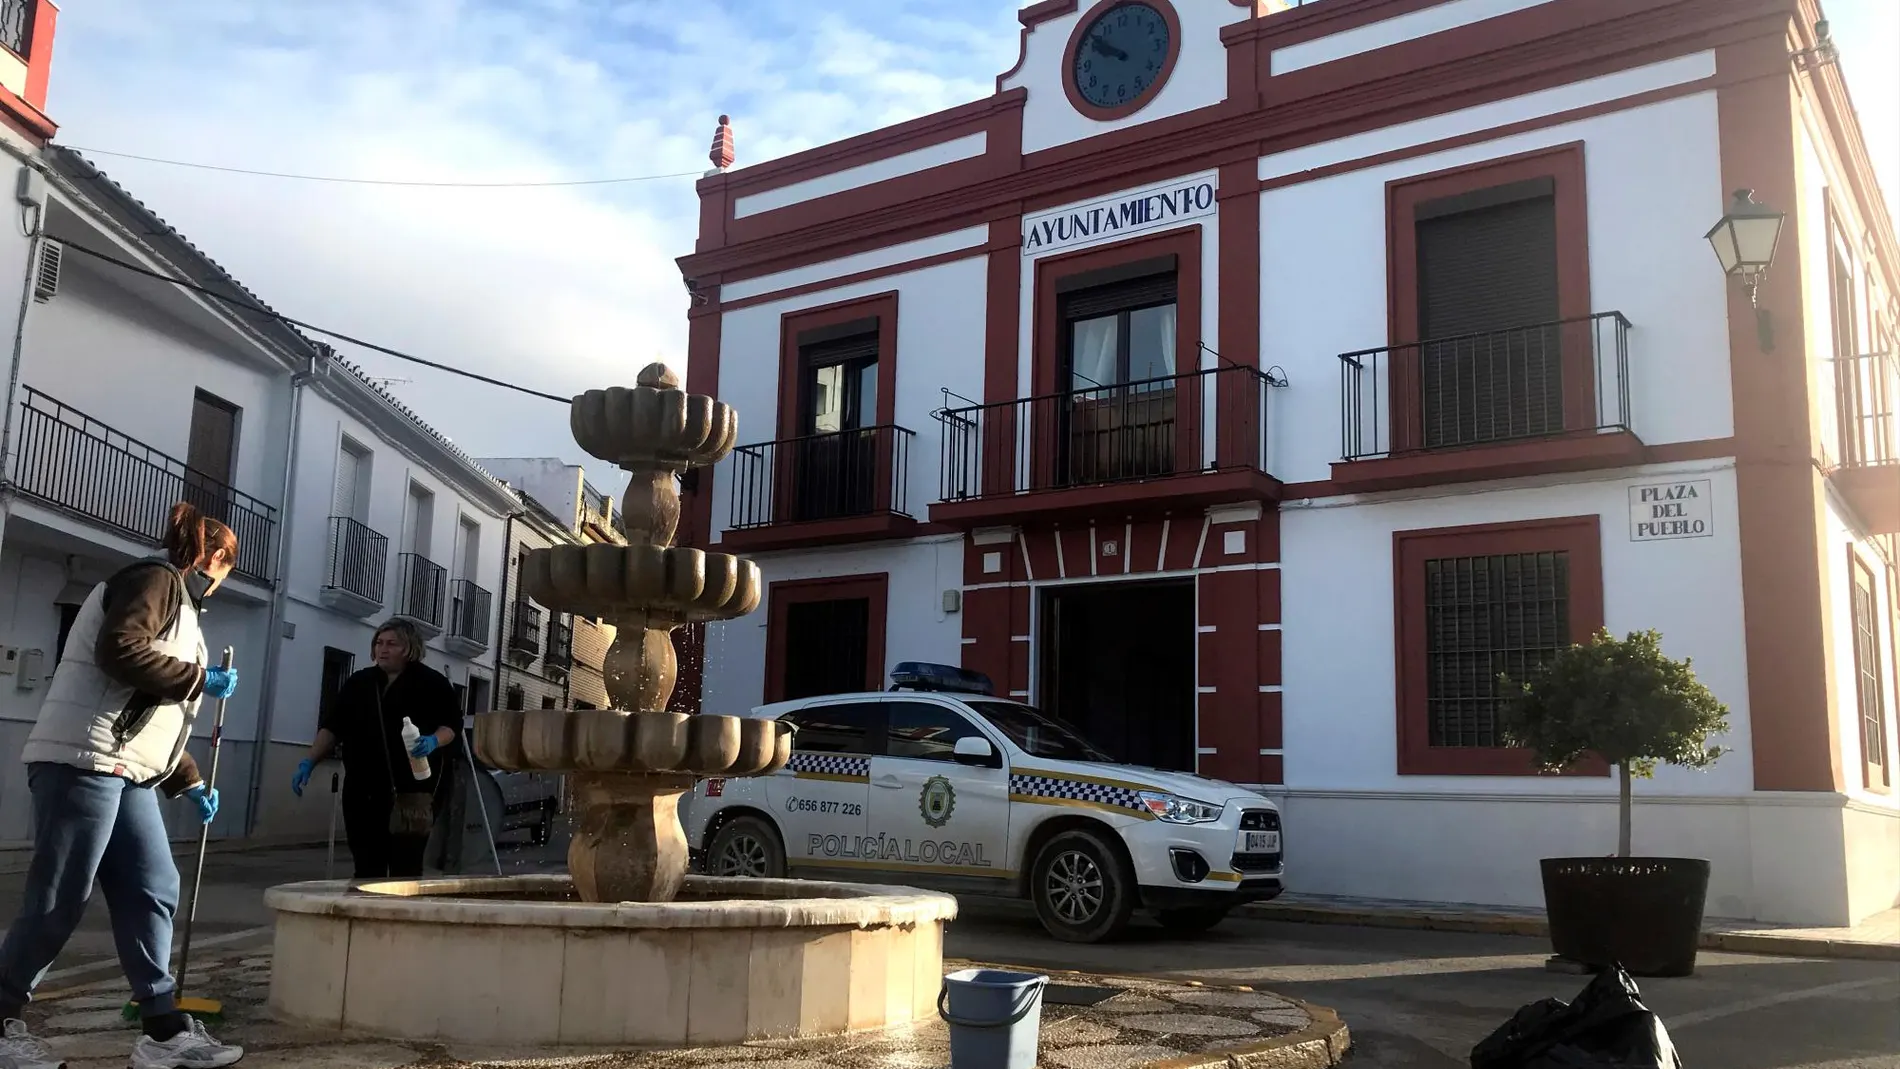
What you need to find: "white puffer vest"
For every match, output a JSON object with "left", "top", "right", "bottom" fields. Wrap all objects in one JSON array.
[{"left": 21, "top": 561, "right": 207, "bottom": 785}]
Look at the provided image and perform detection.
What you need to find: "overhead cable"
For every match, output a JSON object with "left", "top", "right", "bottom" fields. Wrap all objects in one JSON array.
[{"left": 59, "top": 146, "right": 704, "bottom": 189}]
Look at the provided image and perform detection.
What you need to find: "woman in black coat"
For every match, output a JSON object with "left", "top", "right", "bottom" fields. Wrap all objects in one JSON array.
[{"left": 291, "top": 619, "right": 459, "bottom": 878}]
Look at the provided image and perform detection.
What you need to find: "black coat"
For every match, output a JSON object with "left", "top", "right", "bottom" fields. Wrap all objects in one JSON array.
[{"left": 320, "top": 661, "right": 459, "bottom": 797}]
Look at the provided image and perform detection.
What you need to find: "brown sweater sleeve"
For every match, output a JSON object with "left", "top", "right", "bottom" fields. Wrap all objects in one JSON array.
[
  {"left": 94, "top": 563, "right": 206, "bottom": 702},
  {"left": 157, "top": 752, "right": 204, "bottom": 798}
]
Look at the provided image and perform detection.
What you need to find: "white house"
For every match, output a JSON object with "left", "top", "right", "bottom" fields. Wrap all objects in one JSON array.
[{"left": 673, "top": 0, "right": 1899, "bottom": 926}]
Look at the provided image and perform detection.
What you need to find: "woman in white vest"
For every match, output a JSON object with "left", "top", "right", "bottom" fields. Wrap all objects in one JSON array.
[{"left": 0, "top": 502, "right": 246, "bottom": 1069}]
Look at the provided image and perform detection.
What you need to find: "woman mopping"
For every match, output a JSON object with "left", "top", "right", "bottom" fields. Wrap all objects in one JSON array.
[{"left": 0, "top": 503, "right": 246, "bottom": 1069}]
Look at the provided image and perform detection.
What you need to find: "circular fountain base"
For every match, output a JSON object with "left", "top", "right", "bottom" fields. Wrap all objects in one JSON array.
[{"left": 264, "top": 875, "right": 958, "bottom": 1046}]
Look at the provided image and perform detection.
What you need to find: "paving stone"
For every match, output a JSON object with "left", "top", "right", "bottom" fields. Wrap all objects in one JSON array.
[
  {"left": 43, "top": 1031, "right": 132, "bottom": 1060},
  {"left": 1042, "top": 1017, "right": 1124, "bottom": 1045},
  {"left": 41, "top": 1009, "right": 129, "bottom": 1033},
  {"left": 1090, "top": 995, "right": 1175, "bottom": 1014},
  {"left": 1172, "top": 989, "right": 1295, "bottom": 1011},
  {"left": 1252, "top": 1007, "right": 1311, "bottom": 1028},
  {"left": 1117, "top": 1013, "right": 1260, "bottom": 1037},
  {"left": 1045, "top": 1043, "right": 1188, "bottom": 1068}
]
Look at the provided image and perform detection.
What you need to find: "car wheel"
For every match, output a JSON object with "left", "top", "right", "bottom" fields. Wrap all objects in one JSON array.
[
  {"left": 1031, "top": 828, "right": 1136, "bottom": 943},
  {"left": 707, "top": 815, "right": 786, "bottom": 879},
  {"left": 1155, "top": 906, "right": 1230, "bottom": 935}
]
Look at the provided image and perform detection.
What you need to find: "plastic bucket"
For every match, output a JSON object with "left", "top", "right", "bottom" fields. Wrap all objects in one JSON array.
[{"left": 938, "top": 968, "right": 1048, "bottom": 1069}]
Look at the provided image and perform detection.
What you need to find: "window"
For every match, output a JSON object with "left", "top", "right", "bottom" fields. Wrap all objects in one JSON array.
[
  {"left": 455, "top": 518, "right": 481, "bottom": 582},
  {"left": 1, "top": 0, "right": 34, "bottom": 58},
  {"left": 783, "top": 703, "right": 881, "bottom": 755},
  {"left": 1057, "top": 259, "right": 1180, "bottom": 483},
  {"left": 184, "top": 390, "right": 240, "bottom": 521},
  {"left": 541, "top": 695, "right": 558, "bottom": 709},
  {"left": 1395, "top": 516, "right": 1604, "bottom": 776},
  {"left": 54, "top": 603, "right": 80, "bottom": 663},
  {"left": 1850, "top": 552, "right": 1890, "bottom": 791},
  {"left": 1387, "top": 145, "right": 1590, "bottom": 452},
  {"left": 574, "top": 701, "right": 597, "bottom": 711},
  {"left": 764, "top": 574, "right": 888, "bottom": 703},
  {"left": 405, "top": 483, "right": 435, "bottom": 559},
  {"left": 505, "top": 685, "right": 525, "bottom": 711},
  {"left": 319, "top": 647, "right": 356, "bottom": 742},
  {"left": 884, "top": 701, "right": 987, "bottom": 762},
  {"left": 332, "top": 439, "right": 371, "bottom": 522},
  {"left": 776, "top": 296, "right": 896, "bottom": 525},
  {"left": 966, "top": 699, "right": 1114, "bottom": 762}
]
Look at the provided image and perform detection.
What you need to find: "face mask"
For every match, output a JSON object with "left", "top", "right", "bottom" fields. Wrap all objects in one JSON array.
[{"left": 185, "top": 569, "right": 216, "bottom": 602}]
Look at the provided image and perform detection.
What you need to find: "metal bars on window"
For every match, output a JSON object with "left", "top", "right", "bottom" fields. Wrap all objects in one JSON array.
[
  {"left": 728, "top": 424, "right": 914, "bottom": 529},
  {"left": 0, "top": 0, "right": 30, "bottom": 57},
  {"left": 396, "top": 552, "right": 446, "bottom": 627},
  {"left": 325, "top": 516, "right": 388, "bottom": 604},
  {"left": 1422, "top": 551, "right": 1570, "bottom": 749}
]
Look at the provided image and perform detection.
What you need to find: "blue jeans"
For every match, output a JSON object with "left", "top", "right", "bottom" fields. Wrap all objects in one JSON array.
[{"left": 0, "top": 763, "right": 181, "bottom": 1020}]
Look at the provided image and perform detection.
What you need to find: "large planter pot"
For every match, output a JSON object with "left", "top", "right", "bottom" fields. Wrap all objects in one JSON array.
[{"left": 1540, "top": 857, "right": 1710, "bottom": 977}]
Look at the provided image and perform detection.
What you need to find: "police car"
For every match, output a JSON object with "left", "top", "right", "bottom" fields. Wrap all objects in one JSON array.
[{"left": 680, "top": 662, "right": 1284, "bottom": 943}]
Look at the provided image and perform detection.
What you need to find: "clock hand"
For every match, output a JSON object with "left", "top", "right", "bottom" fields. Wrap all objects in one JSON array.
[{"left": 1088, "top": 34, "right": 1129, "bottom": 61}]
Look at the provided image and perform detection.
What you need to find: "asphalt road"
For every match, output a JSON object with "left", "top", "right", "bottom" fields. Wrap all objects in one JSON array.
[{"left": 945, "top": 899, "right": 1900, "bottom": 1069}]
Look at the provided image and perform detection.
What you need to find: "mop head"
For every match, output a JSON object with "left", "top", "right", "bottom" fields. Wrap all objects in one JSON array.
[{"left": 119, "top": 997, "right": 224, "bottom": 1026}]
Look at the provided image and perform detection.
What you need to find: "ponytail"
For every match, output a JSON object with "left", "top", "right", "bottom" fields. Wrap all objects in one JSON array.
[{"left": 163, "top": 501, "right": 239, "bottom": 571}]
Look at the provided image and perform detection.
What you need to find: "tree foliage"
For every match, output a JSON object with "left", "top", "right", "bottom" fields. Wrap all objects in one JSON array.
[{"left": 1499, "top": 628, "right": 1730, "bottom": 777}]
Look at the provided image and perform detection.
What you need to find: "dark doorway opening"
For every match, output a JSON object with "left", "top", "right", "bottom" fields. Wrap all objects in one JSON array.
[
  {"left": 781, "top": 597, "right": 871, "bottom": 701},
  {"left": 1040, "top": 580, "right": 1195, "bottom": 772},
  {"left": 319, "top": 647, "right": 355, "bottom": 759}
]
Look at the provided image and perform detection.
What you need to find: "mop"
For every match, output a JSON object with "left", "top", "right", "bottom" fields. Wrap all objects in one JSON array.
[{"left": 123, "top": 647, "right": 234, "bottom": 1025}]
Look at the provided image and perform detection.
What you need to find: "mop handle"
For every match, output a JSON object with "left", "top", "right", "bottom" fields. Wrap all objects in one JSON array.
[{"left": 175, "top": 646, "right": 234, "bottom": 1002}]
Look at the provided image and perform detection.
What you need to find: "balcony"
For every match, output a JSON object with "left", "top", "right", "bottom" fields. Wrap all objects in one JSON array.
[
  {"left": 1830, "top": 351, "right": 1899, "bottom": 533},
  {"left": 507, "top": 601, "right": 544, "bottom": 662},
  {"left": 1, "top": 0, "right": 31, "bottom": 57},
  {"left": 447, "top": 578, "right": 493, "bottom": 658},
  {"left": 394, "top": 552, "right": 446, "bottom": 635},
  {"left": 11, "top": 387, "right": 277, "bottom": 583},
  {"left": 320, "top": 516, "right": 387, "bottom": 617},
  {"left": 545, "top": 618, "right": 573, "bottom": 677},
  {"left": 931, "top": 364, "right": 1278, "bottom": 526},
  {"left": 1333, "top": 312, "right": 1641, "bottom": 492},
  {"left": 724, "top": 425, "right": 917, "bottom": 551}
]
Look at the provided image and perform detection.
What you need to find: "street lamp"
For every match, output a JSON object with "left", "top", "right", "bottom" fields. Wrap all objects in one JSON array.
[{"left": 1706, "top": 188, "right": 1786, "bottom": 352}]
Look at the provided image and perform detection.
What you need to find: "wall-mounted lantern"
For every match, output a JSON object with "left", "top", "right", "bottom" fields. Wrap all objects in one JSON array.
[{"left": 1705, "top": 188, "right": 1786, "bottom": 352}]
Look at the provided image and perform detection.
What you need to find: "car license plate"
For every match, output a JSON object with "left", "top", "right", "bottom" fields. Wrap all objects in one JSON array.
[{"left": 1240, "top": 830, "right": 1279, "bottom": 853}]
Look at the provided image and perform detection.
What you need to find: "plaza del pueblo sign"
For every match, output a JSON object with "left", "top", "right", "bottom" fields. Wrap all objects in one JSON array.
[
  {"left": 1628, "top": 479, "right": 1715, "bottom": 541},
  {"left": 1023, "top": 176, "right": 1218, "bottom": 256}
]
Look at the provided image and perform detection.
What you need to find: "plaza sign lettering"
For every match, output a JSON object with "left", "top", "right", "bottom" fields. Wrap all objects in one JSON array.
[
  {"left": 1023, "top": 179, "right": 1217, "bottom": 256},
  {"left": 809, "top": 833, "right": 993, "bottom": 868},
  {"left": 1628, "top": 479, "right": 1714, "bottom": 541}
]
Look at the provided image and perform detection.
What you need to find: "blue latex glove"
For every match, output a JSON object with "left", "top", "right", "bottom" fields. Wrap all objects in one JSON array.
[
  {"left": 410, "top": 734, "right": 440, "bottom": 758},
  {"left": 184, "top": 784, "right": 219, "bottom": 825},
  {"left": 203, "top": 666, "right": 239, "bottom": 700},
  {"left": 291, "top": 758, "right": 314, "bottom": 797}
]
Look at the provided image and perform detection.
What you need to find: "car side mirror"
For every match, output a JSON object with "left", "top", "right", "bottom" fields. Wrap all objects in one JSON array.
[{"left": 953, "top": 736, "right": 997, "bottom": 766}]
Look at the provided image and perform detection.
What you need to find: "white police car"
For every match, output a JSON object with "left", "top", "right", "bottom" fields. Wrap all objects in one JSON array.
[{"left": 680, "top": 662, "right": 1284, "bottom": 943}]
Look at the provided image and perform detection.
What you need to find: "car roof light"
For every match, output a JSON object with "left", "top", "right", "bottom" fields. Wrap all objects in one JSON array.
[{"left": 889, "top": 661, "right": 994, "bottom": 695}]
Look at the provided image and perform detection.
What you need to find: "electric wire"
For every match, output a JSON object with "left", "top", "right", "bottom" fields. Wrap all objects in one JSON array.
[
  {"left": 59, "top": 146, "right": 705, "bottom": 189},
  {"left": 56, "top": 240, "right": 572, "bottom": 404}
]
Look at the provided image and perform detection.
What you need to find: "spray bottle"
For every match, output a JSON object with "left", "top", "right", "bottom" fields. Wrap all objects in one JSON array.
[{"left": 400, "top": 718, "right": 432, "bottom": 781}]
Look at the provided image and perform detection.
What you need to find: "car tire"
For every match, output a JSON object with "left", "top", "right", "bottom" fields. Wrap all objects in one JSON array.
[
  {"left": 1155, "top": 906, "right": 1230, "bottom": 935},
  {"left": 707, "top": 815, "right": 787, "bottom": 879},
  {"left": 1031, "top": 828, "right": 1137, "bottom": 944}
]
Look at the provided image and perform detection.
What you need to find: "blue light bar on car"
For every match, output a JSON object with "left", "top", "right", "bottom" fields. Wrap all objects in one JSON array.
[{"left": 890, "top": 661, "right": 994, "bottom": 695}]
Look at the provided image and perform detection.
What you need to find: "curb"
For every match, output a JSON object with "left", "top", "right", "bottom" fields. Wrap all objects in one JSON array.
[
  {"left": 1147, "top": 999, "right": 1350, "bottom": 1069},
  {"left": 1236, "top": 903, "right": 1900, "bottom": 962}
]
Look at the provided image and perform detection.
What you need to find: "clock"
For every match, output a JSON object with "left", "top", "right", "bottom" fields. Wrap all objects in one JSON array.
[{"left": 1064, "top": 0, "right": 1180, "bottom": 120}]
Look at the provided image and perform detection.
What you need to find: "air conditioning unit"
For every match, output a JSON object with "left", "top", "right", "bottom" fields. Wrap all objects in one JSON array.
[{"left": 33, "top": 240, "right": 60, "bottom": 303}]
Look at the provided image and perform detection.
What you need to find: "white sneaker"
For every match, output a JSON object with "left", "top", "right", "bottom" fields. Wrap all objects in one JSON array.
[
  {"left": 0, "top": 1019, "right": 63, "bottom": 1069},
  {"left": 128, "top": 1017, "right": 242, "bottom": 1069}
]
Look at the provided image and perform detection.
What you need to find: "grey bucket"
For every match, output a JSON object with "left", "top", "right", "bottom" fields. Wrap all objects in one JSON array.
[{"left": 938, "top": 968, "right": 1048, "bottom": 1069}]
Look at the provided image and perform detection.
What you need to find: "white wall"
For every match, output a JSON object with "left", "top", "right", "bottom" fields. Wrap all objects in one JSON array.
[
  {"left": 1002, "top": 0, "right": 1251, "bottom": 155},
  {"left": 1260, "top": 90, "right": 1733, "bottom": 483},
  {"left": 710, "top": 256, "right": 990, "bottom": 539},
  {"left": 1281, "top": 460, "right": 1753, "bottom": 797},
  {"left": 477, "top": 458, "right": 583, "bottom": 530},
  {"left": 701, "top": 537, "right": 965, "bottom": 716}
]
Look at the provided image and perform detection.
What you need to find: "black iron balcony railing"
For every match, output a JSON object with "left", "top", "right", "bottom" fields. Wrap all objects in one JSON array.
[
  {"left": 395, "top": 552, "right": 446, "bottom": 627},
  {"left": 546, "top": 619, "right": 573, "bottom": 670},
  {"left": 937, "top": 363, "right": 1271, "bottom": 501},
  {"left": 324, "top": 516, "right": 388, "bottom": 605},
  {"left": 450, "top": 579, "right": 493, "bottom": 646},
  {"left": 1834, "top": 351, "right": 1898, "bottom": 469},
  {"left": 509, "top": 601, "right": 544, "bottom": 655},
  {"left": 729, "top": 425, "right": 914, "bottom": 529},
  {"left": 1, "top": 0, "right": 32, "bottom": 57},
  {"left": 12, "top": 387, "right": 277, "bottom": 582},
  {"left": 1338, "top": 312, "right": 1632, "bottom": 462}
]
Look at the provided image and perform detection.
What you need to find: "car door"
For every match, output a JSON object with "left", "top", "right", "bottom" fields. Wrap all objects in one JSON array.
[
  {"left": 866, "top": 699, "right": 1012, "bottom": 886},
  {"left": 767, "top": 701, "right": 878, "bottom": 873}
]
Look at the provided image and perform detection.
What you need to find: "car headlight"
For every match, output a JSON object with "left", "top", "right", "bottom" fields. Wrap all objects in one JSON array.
[{"left": 1137, "top": 790, "right": 1222, "bottom": 824}]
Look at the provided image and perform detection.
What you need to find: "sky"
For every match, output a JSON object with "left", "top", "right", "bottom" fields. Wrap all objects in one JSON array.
[{"left": 40, "top": 0, "right": 1900, "bottom": 491}]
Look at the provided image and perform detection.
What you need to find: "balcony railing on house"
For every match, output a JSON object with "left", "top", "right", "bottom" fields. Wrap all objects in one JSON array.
[
  {"left": 1338, "top": 312, "right": 1632, "bottom": 461},
  {"left": 324, "top": 516, "right": 388, "bottom": 605},
  {"left": 1835, "top": 351, "right": 1899, "bottom": 469},
  {"left": 509, "top": 602, "right": 544, "bottom": 656},
  {"left": 1, "top": 0, "right": 32, "bottom": 57},
  {"left": 395, "top": 552, "right": 446, "bottom": 629},
  {"left": 545, "top": 618, "right": 573, "bottom": 671},
  {"left": 937, "top": 364, "right": 1272, "bottom": 502},
  {"left": 729, "top": 425, "right": 915, "bottom": 529},
  {"left": 449, "top": 579, "right": 493, "bottom": 648},
  {"left": 11, "top": 387, "right": 277, "bottom": 582}
]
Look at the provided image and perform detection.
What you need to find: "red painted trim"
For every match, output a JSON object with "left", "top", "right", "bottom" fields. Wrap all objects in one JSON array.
[
  {"left": 0, "top": 82, "right": 54, "bottom": 141},
  {"left": 763, "top": 573, "right": 890, "bottom": 704},
  {"left": 931, "top": 470, "right": 1281, "bottom": 530},
  {"left": 679, "top": 306, "right": 722, "bottom": 553},
  {"left": 1061, "top": 0, "right": 1184, "bottom": 123},
  {"left": 720, "top": 514, "right": 928, "bottom": 554},
  {"left": 721, "top": 243, "right": 990, "bottom": 312},
  {"left": 1332, "top": 430, "right": 1647, "bottom": 495},
  {"left": 22, "top": 0, "right": 55, "bottom": 109},
  {"left": 1281, "top": 437, "right": 1738, "bottom": 501},
  {"left": 774, "top": 292, "right": 900, "bottom": 440},
  {"left": 1394, "top": 514, "right": 1609, "bottom": 777}
]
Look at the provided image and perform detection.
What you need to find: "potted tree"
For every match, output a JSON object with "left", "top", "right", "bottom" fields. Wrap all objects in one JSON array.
[{"left": 1500, "top": 628, "right": 1730, "bottom": 977}]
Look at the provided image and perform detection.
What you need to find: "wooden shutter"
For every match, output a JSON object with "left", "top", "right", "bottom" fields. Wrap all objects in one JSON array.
[
  {"left": 801, "top": 332, "right": 879, "bottom": 366},
  {"left": 1415, "top": 182, "right": 1562, "bottom": 447},
  {"left": 332, "top": 445, "right": 362, "bottom": 520},
  {"left": 187, "top": 392, "right": 238, "bottom": 483},
  {"left": 1059, "top": 272, "right": 1177, "bottom": 320}
]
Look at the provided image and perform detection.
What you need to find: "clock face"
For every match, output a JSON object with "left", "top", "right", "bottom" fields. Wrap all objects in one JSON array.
[{"left": 1071, "top": 2, "right": 1172, "bottom": 112}]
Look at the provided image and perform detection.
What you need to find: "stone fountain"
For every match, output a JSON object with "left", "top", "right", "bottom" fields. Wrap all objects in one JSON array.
[{"left": 265, "top": 365, "right": 956, "bottom": 1047}]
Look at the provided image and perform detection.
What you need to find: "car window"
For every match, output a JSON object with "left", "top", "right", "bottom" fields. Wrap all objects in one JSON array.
[
  {"left": 883, "top": 701, "right": 987, "bottom": 762},
  {"left": 964, "top": 700, "right": 1114, "bottom": 762},
  {"left": 781, "top": 703, "right": 879, "bottom": 755}
]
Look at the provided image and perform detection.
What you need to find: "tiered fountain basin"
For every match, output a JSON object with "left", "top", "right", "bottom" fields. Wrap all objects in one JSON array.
[{"left": 265, "top": 875, "right": 958, "bottom": 1046}]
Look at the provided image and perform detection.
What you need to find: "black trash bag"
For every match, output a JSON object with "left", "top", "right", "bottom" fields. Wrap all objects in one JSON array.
[{"left": 1471, "top": 964, "right": 1684, "bottom": 1069}]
